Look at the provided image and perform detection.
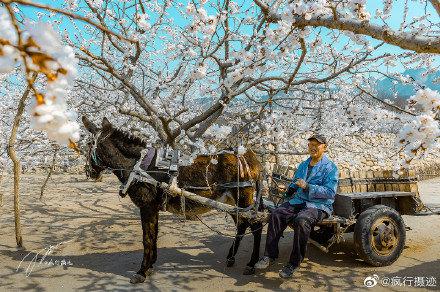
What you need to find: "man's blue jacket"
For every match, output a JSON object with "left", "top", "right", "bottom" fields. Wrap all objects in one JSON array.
[{"left": 287, "top": 154, "right": 339, "bottom": 216}]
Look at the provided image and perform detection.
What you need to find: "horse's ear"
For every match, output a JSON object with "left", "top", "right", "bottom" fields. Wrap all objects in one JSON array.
[
  {"left": 102, "top": 117, "right": 112, "bottom": 130},
  {"left": 82, "top": 116, "right": 98, "bottom": 134}
]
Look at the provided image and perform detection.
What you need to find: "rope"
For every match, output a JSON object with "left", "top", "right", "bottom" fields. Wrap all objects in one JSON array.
[
  {"left": 183, "top": 184, "right": 218, "bottom": 190},
  {"left": 205, "top": 162, "right": 213, "bottom": 195},
  {"left": 162, "top": 187, "right": 169, "bottom": 211},
  {"left": 423, "top": 204, "right": 440, "bottom": 215},
  {"left": 180, "top": 189, "right": 186, "bottom": 221},
  {"left": 231, "top": 152, "right": 241, "bottom": 256},
  {"left": 236, "top": 153, "right": 240, "bottom": 223},
  {"left": 87, "top": 161, "right": 173, "bottom": 176}
]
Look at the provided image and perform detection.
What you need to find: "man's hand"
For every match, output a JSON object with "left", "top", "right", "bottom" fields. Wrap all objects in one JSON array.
[{"left": 295, "top": 179, "right": 308, "bottom": 189}]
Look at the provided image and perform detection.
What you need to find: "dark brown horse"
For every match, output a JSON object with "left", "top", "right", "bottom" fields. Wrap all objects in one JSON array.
[{"left": 82, "top": 117, "right": 264, "bottom": 283}]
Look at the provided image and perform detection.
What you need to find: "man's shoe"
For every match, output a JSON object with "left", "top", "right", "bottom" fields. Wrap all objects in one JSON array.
[
  {"left": 254, "top": 256, "right": 275, "bottom": 270},
  {"left": 279, "top": 263, "right": 298, "bottom": 279}
]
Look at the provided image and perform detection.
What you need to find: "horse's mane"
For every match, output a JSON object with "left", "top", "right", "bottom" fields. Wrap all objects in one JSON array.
[{"left": 110, "top": 125, "right": 147, "bottom": 147}]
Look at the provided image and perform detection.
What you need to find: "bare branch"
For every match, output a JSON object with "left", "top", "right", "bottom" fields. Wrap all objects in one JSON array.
[
  {"left": 119, "top": 108, "right": 152, "bottom": 123},
  {"left": 285, "top": 37, "right": 307, "bottom": 92},
  {"left": 356, "top": 85, "right": 417, "bottom": 117}
]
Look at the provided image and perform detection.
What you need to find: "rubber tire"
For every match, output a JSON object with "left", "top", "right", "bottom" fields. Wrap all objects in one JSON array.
[{"left": 354, "top": 205, "right": 406, "bottom": 266}]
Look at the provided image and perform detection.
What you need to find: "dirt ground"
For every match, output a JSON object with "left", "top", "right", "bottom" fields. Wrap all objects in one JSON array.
[{"left": 0, "top": 173, "right": 439, "bottom": 292}]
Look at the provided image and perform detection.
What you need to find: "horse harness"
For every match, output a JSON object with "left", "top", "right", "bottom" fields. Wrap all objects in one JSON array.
[
  {"left": 119, "top": 146, "right": 179, "bottom": 196},
  {"left": 119, "top": 147, "right": 262, "bottom": 212},
  {"left": 87, "top": 133, "right": 260, "bottom": 209},
  {"left": 119, "top": 146, "right": 258, "bottom": 196}
]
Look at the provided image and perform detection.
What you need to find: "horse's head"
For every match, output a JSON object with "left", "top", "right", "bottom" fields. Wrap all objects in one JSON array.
[{"left": 82, "top": 116, "right": 114, "bottom": 180}]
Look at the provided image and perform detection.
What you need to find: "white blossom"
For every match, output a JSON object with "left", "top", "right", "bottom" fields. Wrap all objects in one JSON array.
[
  {"left": 66, "top": 0, "right": 78, "bottom": 10},
  {"left": 0, "top": 9, "right": 19, "bottom": 73},
  {"left": 31, "top": 100, "right": 80, "bottom": 145},
  {"left": 137, "top": 14, "right": 151, "bottom": 30},
  {"left": 88, "top": 0, "right": 103, "bottom": 9},
  {"left": 0, "top": 45, "right": 19, "bottom": 73},
  {"left": 0, "top": 8, "right": 17, "bottom": 43},
  {"left": 186, "top": 3, "right": 195, "bottom": 14},
  {"left": 237, "top": 145, "right": 246, "bottom": 155},
  {"left": 204, "top": 124, "right": 232, "bottom": 140},
  {"left": 192, "top": 62, "right": 207, "bottom": 79},
  {"left": 408, "top": 88, "right": 440, "bottom": 115},
  {"left": 20, "top": 21, "right": 79, "bottom": 146}
]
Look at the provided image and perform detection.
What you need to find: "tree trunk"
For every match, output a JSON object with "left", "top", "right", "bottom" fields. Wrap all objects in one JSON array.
[
  {"left": 40, "top": 145, "right": 59, "bottom": 200},
  {"left": 7, "top": 74, "right": 36, "bottom": 247},
  {"left": 0, "top": 168, "right": 3, "bottom": 209}
]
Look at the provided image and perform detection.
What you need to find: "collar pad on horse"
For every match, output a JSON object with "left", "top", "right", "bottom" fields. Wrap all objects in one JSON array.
[
  {"left": 119, "top": 146, "right": 180, "bottom": 196},
  {"left": 155, "top": 145, "right": 180, "bottom": 172},
  {"left": 120, "top": 147, "right": 157, "bottom": 196}
]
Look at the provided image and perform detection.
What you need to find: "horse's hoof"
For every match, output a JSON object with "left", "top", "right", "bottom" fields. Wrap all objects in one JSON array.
[
  {"left": 243, "top": 266, "right": 255, "bottom": 275},
  {"left": 130, "top": 273, "right": 146, "bottom": 284},
  {"left": 226, "top": 257, "right": 235, "bottom": 267}
]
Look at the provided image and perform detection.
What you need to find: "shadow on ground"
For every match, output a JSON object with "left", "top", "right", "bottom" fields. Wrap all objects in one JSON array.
[
  {"left": 1, "top": 225, "right": 375, "bottom": 291},
  {"left": 1, "top": 174, "right": 439, "bottom": 291}
]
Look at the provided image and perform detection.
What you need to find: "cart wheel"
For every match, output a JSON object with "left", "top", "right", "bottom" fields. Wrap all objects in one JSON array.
[{"left": 354, "top": 205, "right": 406, "bottom": 266}]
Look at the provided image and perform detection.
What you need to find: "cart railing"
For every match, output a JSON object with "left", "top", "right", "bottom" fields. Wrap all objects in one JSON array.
[{"left": 269, "top": 167, "right": 423, "bottom": 215}]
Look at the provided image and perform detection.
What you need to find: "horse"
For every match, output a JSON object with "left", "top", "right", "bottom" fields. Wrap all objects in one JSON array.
[{"left": 82, "top": 116, "right": 264, "bottom": 283}]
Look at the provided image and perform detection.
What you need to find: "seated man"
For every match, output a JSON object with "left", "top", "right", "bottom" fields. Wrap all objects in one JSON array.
[{"left": 255, "top": 134, "right": 339, "bottom": 278}]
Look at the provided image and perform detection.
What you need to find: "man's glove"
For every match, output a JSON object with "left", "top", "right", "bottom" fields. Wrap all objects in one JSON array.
[{"left": 283, "top": 186, "right": 296, "bottom": 199}]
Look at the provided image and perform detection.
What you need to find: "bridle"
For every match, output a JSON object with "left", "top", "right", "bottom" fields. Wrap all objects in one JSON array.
[{"left": 85, "top": 130, "right": 110, "bottom": 178}]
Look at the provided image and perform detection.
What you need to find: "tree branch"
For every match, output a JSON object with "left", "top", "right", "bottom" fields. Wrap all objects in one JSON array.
[
  {"left": 253, "top": 0, "right": 440, "bottom": 54},
  {"left": 356, "top": 85, "right": 417, "bottom": 117},
  {"left": 285, "top": 37, "right": 307, "bottom": 92},
  {"left": 429, "top": 0, "right": 440, "bottom": 16},
  {"left": 5, "top": 0, "right": 137, "bottom": 44}
]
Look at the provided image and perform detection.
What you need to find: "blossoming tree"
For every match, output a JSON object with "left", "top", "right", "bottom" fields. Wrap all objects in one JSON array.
[
  {"left": 0, "top": 0, "right": 439, "bottom": 245},
  {"left": 64, "top": 0, "right": 439, "bottom": 165}
]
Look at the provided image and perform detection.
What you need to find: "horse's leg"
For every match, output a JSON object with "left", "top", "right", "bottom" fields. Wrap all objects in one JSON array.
[
  {"left": 226, "top": 220, "right": 248, "bottom": 267},
  {"left": 243, "top": 221, "right": 263, "bottom": 275},
  {"left": 152, "top": 210, "right": 159, "bottom": 264},
  {"left": 130, "top": 206, "right": 159, "bottom": 284}
]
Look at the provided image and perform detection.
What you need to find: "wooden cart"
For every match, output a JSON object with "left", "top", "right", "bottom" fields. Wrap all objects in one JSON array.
[
  {"left": 265, "top": 169, "right": 423, "bottom": 267},
  {"left": 165, "top": 166, "right": 425, "bottom": 267}
]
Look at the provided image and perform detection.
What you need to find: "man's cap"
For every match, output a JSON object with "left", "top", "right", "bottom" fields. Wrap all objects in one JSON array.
[{"left": 308, "top": 134, "right": 327, "bottom": 144}]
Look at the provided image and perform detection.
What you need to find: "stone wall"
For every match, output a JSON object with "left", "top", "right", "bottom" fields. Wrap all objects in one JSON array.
[
  {"left": 9, "top": 132, "right": 440, "bottom": 180},
  {"left": 262, "top": 132, "right": 440, "bottom": 180}
]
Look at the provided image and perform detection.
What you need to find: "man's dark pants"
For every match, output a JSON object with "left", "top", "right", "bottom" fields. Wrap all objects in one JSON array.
[{"left": 264, "top": 201, "right": 327, "bottom": 267}]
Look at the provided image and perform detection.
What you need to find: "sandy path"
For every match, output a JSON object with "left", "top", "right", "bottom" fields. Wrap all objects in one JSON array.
[{"left": 0, "top": 174, "right": 439, "bottom": 291}]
